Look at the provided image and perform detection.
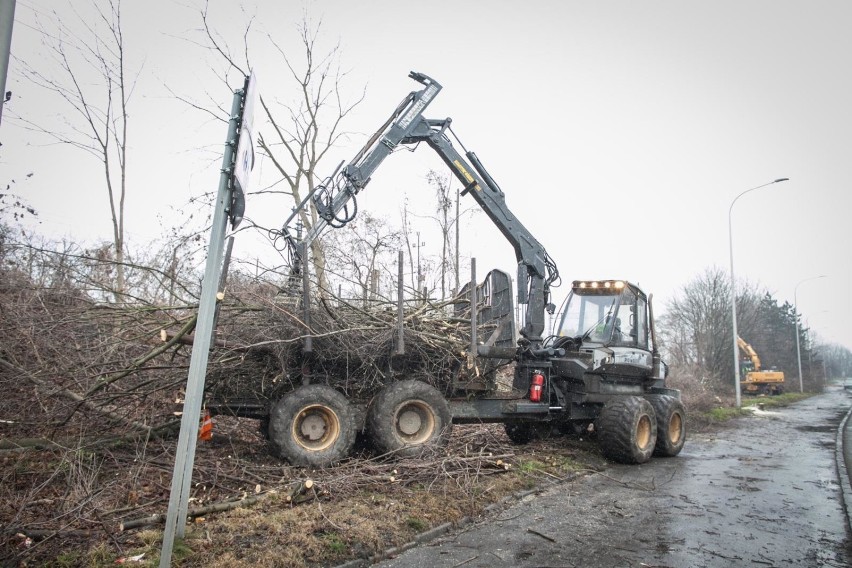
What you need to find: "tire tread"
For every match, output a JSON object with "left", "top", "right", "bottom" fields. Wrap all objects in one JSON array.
[
  {"left": 647, "top": 395, "right": 686, "bottom": 457},
  {"left": 596, "top": 396, "right": 657, "bottom": 464}
]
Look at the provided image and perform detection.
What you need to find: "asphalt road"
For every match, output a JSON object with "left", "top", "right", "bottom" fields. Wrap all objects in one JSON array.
[{"left": 372, "top": 386, "right": 852, "bottom": 568}]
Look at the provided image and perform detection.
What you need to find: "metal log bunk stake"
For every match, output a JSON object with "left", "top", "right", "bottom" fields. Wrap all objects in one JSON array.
[
  {"left": 396, "top": 251, "right": 405, "bottom": 355},
  {"left": 301, "top": 241, "right": 312, "bottom": 354},
  {"left": 470, "top": 258, "right": 477, "bottom": 356}
]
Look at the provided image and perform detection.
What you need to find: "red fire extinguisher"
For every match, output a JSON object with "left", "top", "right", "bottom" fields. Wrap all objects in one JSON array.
[{"left": 529, "top": 371, "right": 545, "bottom": 402}]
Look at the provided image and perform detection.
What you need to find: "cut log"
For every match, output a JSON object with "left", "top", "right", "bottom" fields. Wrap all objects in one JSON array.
[
  {"left": 159, "top": 329, "right": 227, "bottom": 348},
  {"left": 119, "top": 492, "right": 266, "bottom": 531}
]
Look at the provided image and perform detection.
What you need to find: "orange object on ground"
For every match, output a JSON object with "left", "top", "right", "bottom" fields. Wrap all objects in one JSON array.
[{"left": 199, "top": 410, "right": 213, "bottom": 441}]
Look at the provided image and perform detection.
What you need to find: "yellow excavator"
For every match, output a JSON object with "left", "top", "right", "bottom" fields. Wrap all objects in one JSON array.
[{"left": 737, "top": 336, "right": 785, "bottom": 395}]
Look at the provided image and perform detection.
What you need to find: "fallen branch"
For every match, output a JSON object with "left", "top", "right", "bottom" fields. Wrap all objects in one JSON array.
[
  {"left": 0, "top": 421, "right": 179, "bottom": 453},
  {"left": 85, "top": 313, "right": 199, "bottom": 397},
  {"left": 119, "top": 478, "right": 318, "bottom": 531},
  {"left": 0, "top": 357, "right": 154, "bottom": 435},
  {"left": 0, "top": 437, "right": 62, "bottom": 451},
  {"left": 8, "top": 528, "right": 104, "bottom": 540},
  {"left": 527, "top": 527, "right": 557, "bottom": 543},
  {"left": 120, "top": 491, "right": 266, "bottom": 532}
]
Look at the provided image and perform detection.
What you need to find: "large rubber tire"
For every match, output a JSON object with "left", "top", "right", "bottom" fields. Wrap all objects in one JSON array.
[
  {"left": 367, "top": 380, "right": 452, "bottom": 458},
  {"left": 504, "top": 421, "right": 557, "bottom": 444},
  {"left": 595, "top": 396, "right": 657, "bottom": 464},
  {"left": 647, "top": 395, "right": 686, "bottom": 457},
  {"left": 268, "top": 384, "right": 357, "bottom": 467}
]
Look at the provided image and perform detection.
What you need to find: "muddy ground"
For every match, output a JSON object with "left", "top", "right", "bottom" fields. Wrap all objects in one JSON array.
[
  {"left": 4, "top": 390, "right": 847, "bottom": 567},
  {"left": 372, "top": 386, "right": 852, "bottom": 568}
]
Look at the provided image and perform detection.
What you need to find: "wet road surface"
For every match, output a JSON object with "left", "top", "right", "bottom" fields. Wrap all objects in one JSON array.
[{"left": 373, "top": 387, "right": 852, "bottom": 567}]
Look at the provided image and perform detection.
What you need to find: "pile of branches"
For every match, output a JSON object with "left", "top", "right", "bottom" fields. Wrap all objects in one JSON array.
[
  {"left": 0, "top": 264, "right": 190, "bottom": 445},
  {"left": 0, "top": 248, "right": 502, "bottom": 443},
  {"left": 205, "top": 284, "right": 500, "bottom": 402},
  {"left": 1, "top": 419, "right": 535, "bottom": 564}
]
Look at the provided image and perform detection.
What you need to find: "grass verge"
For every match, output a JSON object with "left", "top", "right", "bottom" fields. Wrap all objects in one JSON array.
[{"left": 693, "top": 391, "right": 817, "bottom": 429}]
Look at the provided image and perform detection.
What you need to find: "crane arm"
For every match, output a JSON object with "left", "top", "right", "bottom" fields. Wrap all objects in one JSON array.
[
  {"left": 281, "top": 72, "right": 442, "bottom": 252},
  {"left": 283, "top": 71, "right": 559, "bottom": 348},
  {"left": 737, "top": 336, "right": 762, "bottom": 371},
  {"left": 402, "top": 118, "right": 559, "bottom": 344}
]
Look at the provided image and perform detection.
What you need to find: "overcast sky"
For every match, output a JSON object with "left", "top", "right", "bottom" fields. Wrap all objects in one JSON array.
[{"left": 2, "top": 0, "right": 850, "bottom": 352}]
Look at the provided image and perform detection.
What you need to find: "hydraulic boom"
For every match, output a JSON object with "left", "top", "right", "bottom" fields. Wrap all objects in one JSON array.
[{"left": 282, "top": 72, "right": 559, "bottom": 348}]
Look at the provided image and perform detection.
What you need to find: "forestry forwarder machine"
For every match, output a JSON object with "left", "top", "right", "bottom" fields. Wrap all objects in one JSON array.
[
  {"left": 247, "top": 71, "right": 685, "bottom": 467},
  {"left": 738, "top": 336, "right": 785, "bottom": 395}
]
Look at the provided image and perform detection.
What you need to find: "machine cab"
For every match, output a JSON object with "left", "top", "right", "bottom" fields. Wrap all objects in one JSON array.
[{"left": 555, "top": 280, "right": 651, "bottom": 361}]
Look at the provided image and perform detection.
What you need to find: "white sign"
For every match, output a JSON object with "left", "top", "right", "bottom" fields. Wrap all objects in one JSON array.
[{"left": 233, "top": 71, "right": 258, "bottom": 196}]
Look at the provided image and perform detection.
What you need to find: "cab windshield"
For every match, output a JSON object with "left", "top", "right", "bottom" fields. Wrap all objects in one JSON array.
[
  {"left": 556, "top": 291, "right": 620, "bottom": 343},
  {"left": 556, "top": 286, "right": 649, "bottom": 348}
]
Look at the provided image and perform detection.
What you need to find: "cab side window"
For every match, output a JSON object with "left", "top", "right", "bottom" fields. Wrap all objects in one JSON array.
[
  {"left": 635, "top": 297, "right": 648, "bottom": 349},
  {"left": 614, "top": 289, "right": 636, "bottom": 346},
  {"left": 614, "top": 290, "right": 649, "bottom": 349}
]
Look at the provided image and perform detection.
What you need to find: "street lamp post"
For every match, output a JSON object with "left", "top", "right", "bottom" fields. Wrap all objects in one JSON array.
[
  {"left": 794, "top": 275, "right": 826, "bottom": 393},
  {"left": 729, "top": 178, "right": 789, "bottom": 408}
]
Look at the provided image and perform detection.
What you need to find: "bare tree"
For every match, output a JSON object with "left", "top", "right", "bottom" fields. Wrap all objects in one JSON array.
[
  {"left": 426, "top": 171, "right": 453, "bottom": 300},
  {"left": 399, "top": 201, "right": 439, "bottom": 301},
  {"left": 17, "top": 0, "right": 135, "bottom": 300},
  {"left": 323, "top": 211, "right": 403, "bottom": 304},
  {"left": 260, "top": 23, "right": 365, "bottom": 295},
  {"left": 195, "top": 6, "right": 365, "bottom": 295},
  {"left": 399, "top": 174, "right": 477, "bottom": 302},
  {"left": 816, "top": 340, "right": 852, "bottom": 381},
  {"left": 659, "top": 266, "right": 762, "bottom": 387}
]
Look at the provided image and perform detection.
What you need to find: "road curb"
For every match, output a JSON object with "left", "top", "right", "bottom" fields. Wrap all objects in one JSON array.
[{"left": 834, "top": 404, "right": 852, "bottom": 532}]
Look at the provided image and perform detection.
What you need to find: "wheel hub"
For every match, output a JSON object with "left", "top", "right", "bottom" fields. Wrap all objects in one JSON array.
[
  {"left": 394, "top": 401, "right": 435, "bottom": 443},
  {"left": 398, "top": 409, "right": 422, "bottom": 435},
  {"left": 293, "top": 405, "right": 340, "bottom": 452},
  {"left": 300, "top": 412, "right": 327, "bottom": 441}
]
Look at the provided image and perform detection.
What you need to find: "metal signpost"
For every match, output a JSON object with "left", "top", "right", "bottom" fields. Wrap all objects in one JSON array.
[
  {"left": 159, "top": 72, "right": 257, "bottom": 567},
  {"left": 0, "top": 0, "right": 16, "bottom": 127}
]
